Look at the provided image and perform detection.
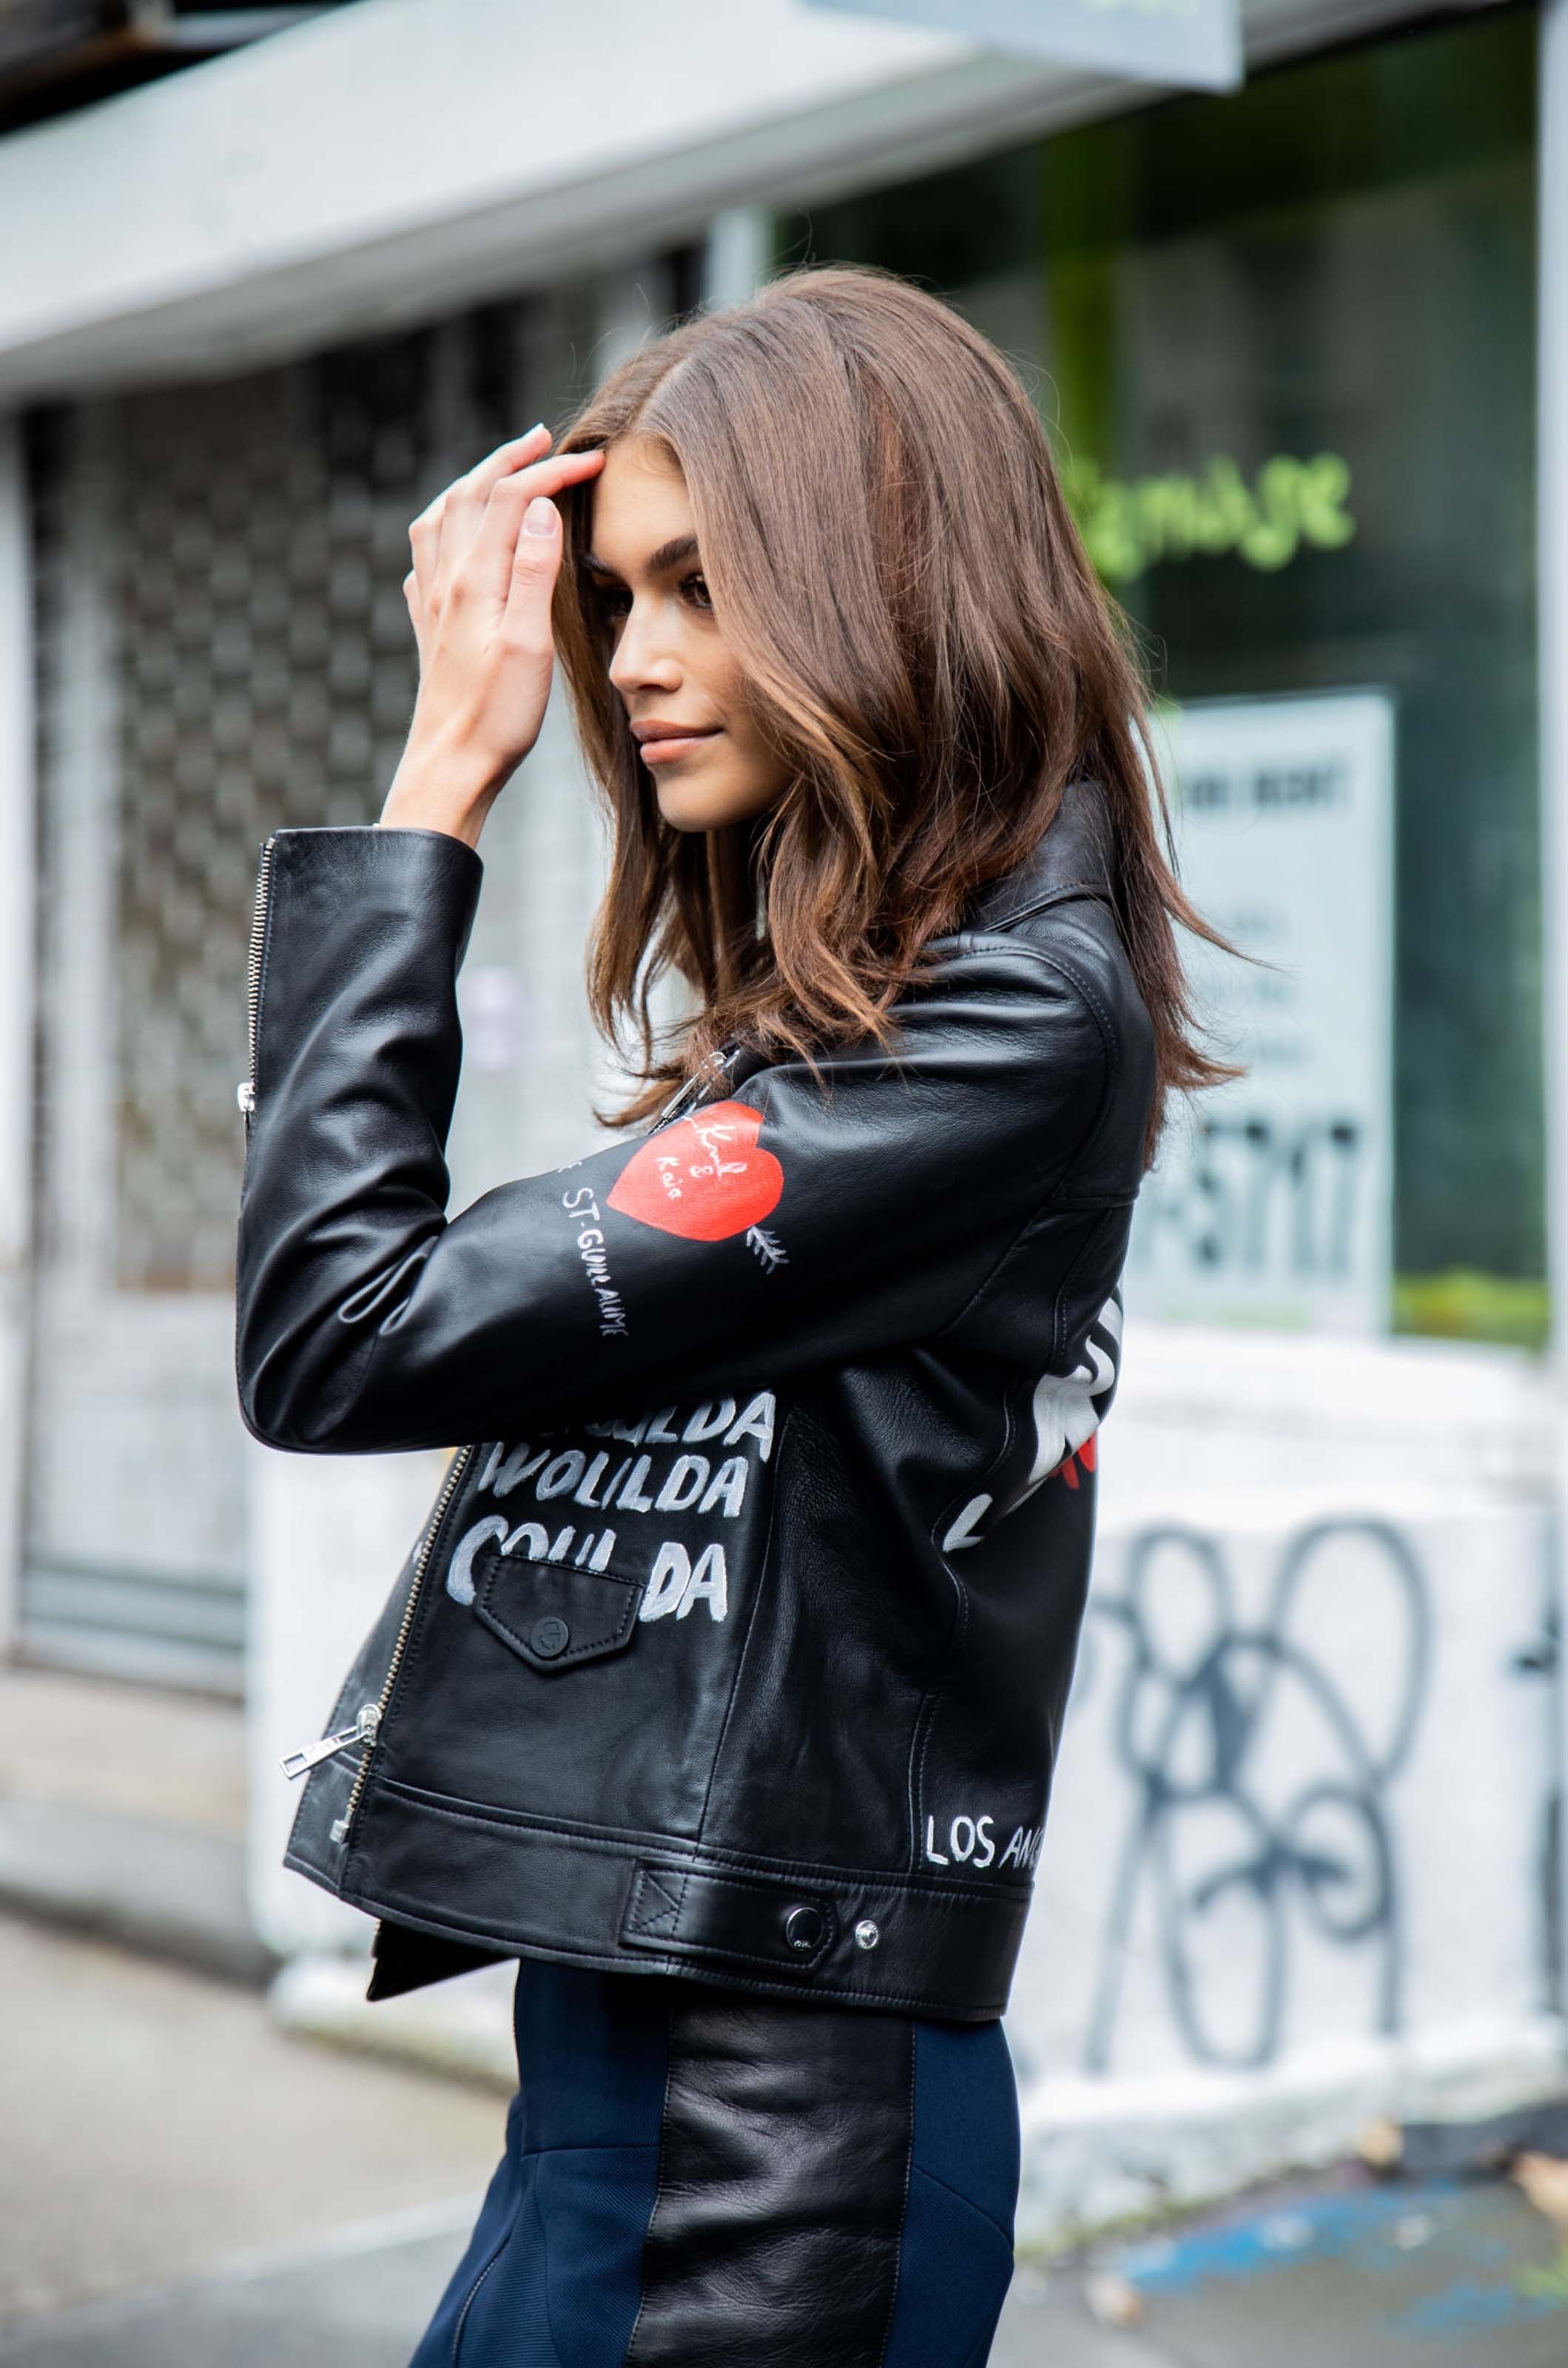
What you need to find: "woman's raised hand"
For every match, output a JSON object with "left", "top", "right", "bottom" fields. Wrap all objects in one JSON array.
[{"left": 379, "top": 426, "right": 605, "bottom": 847}]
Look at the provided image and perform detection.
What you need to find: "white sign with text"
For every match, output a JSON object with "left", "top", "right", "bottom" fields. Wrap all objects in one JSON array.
[{"left": 1125, "top": 691, "right": 1395, "bottom": 1334}]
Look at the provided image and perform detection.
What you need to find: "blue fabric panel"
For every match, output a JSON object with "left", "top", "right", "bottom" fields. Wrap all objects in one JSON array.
[
  {"left": 508, "top": 1961, "right": 670, "bottom": 2154},
  {"left": 909, "top": 2018, "right": 1020, "bottom": 2240},
  {"left": 408, "top": 2091, "right": 528, "bottom": 2368},
  {"left": 408, "top": 1964, "right": 667, "bottom": 2368},
  {"left": 881, "top": 2017, "right": 1020, "bottom": 2368}
]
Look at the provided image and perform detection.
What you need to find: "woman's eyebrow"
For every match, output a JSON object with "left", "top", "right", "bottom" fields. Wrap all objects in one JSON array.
[
  {"left": 647, "top": 533, "right": 700, "bottom": 574},
  {"left": 581, "top": 534, "right": 700, "bottom": 579}
]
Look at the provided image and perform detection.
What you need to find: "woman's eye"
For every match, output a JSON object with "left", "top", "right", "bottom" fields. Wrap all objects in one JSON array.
[
  {"left": 596, "top": 586, "right": 632, "bottom": 625},
  {"left": 682, "top": 574, "right": 713, "bottom": 612}
]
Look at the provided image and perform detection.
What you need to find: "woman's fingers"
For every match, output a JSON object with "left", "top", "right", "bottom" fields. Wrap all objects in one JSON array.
[
  {"left": 462, "top": 423, "right": 553, "bottom": 499},
  {"left": 428, "top": 474, "right": 490, "bottom": 612},
  {"left": 501, "top": 495, "right": 563, "bottom": 650},
  {"left": 414, "top": 426, "right": 552, "bottom": 539},
  {"left": 463, "top": 448, "right": 604, "bottom": 605},
  {"left": 394, "top": 438, "right": 602, "bottom": 794},
  {"left": 413, "top": 443, "right": 602, "bottom": 616},
  {"left": 408, "top": 425, "right": 553, "bottom": 613}
]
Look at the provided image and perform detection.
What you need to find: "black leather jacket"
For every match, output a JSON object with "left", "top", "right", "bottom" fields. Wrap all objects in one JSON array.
[{"left": 235, "top": 778, "right": 1154, "bottom": 2020}]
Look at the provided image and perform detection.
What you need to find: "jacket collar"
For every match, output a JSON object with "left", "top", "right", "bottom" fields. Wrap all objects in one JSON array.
[
  {"left": 713, "top": 777, "right": 1116, "bottom": 1100},
  {"left": 962, "top": 776, "right": 1115, "bottom": 934}
]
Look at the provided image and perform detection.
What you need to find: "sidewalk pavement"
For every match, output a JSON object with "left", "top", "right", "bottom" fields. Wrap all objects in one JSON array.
[
  {"left": 6, "top": 1663, "right": 1568, "bottom": 2363},
  {"left": 5, "top": 1911, "right": 1568, "bottom": 2366},
  {"left": 0, "top": 1664, "right": 270, "bottom": 1982}
]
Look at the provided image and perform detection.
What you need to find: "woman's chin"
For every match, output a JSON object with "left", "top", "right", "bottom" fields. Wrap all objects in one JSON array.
[
  {"left": 653, "top": 773, "right": 780, "bottom": 835},
  {"left": 653, "top": 785, "right": 724, "bottom": 833}
]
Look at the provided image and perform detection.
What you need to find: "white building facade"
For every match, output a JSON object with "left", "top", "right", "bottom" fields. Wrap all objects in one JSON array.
[{"left": 1, "top": 0, "right": 1566, "bottom": 2239}]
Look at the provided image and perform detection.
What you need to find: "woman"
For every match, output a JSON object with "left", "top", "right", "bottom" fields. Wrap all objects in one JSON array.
[{"left": 235, "top": 267, "right": 1226, "bottom": 2367}]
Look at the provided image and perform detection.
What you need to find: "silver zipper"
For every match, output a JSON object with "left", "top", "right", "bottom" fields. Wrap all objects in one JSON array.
[
  {"left": 650, "top": 1044, "right": 738, "bottom": 1135},
  {"left": 326, "top": 1439, "right": 478, "bottom": 1849},
  {"left": 280, "top": 1701, "right": 380, "bottom": 1780},
  {"left": 238, "top": 833, "right": 277, "bottom": 1120}
]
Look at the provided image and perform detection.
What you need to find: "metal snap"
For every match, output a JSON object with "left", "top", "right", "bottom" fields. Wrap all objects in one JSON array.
[
  {"left": 783, "top": 1904, "right": 826, "bottom": 1953},
  {"left": 530, "top": 1615, "right": 571, "bottom": 1660},
  {"left": 854, "top": 1919, "right": 880, "bottom": 1951}
]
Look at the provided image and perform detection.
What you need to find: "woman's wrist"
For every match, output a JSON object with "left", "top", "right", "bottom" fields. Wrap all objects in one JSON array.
[{"left": 378, "top": 730, "right": 511, "bottom": 850}]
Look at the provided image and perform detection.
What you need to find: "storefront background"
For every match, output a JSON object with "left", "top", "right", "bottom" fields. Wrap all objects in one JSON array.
[
  {"left": 781, "top": 3, "right": 1543, "bottom": 1345},
  {"left": 1, "top": 0, "right": 1561, "bottom": 2265}
]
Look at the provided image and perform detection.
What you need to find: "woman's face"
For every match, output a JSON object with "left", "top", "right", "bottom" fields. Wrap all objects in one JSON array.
[{"left": 585, "top": 437, "right": 789, "bottom": 832}]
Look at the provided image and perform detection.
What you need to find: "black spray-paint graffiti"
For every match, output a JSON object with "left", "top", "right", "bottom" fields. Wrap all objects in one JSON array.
[{"left": 1075, "top": 1518, "right": 1433, "bottom": 2073}]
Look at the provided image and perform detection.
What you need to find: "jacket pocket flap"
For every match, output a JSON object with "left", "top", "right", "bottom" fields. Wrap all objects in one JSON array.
[{"left": 471, "top": 1538, "right": 643, "bottom": 1672}]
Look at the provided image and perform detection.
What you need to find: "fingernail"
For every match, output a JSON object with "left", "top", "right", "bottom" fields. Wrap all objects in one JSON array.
[
  {"left": 528, "top": 420, "right": 547, "bottom": 436},
  {"left": 524, "top": 497, "right": 557, "bottom": 537}
]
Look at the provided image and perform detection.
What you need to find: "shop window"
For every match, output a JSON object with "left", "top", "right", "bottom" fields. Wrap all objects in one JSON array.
[{"left": 780, "top": 6, "right": 1542, "bottom": 1346}]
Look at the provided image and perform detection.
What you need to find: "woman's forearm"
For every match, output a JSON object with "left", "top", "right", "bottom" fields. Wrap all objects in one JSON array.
[{"left": 377, "top": 736, "right": 501, "bottom": 849}]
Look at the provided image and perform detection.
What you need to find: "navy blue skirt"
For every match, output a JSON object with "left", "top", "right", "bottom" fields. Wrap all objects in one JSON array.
[{"left": 410, "top": 1958, "right": 1020, "bottom": 2367}]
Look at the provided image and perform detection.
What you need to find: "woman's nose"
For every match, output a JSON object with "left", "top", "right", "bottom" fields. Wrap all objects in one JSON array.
[{"left": 608, "top": 605, "right": 681, "bottom": 698}]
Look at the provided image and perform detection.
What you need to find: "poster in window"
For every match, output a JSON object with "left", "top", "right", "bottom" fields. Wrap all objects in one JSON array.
[{"left": 1126, "top": 690, "right": 1395, "bottom": 1334}]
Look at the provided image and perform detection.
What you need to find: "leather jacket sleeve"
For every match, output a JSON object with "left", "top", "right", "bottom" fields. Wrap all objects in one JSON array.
[{"left": 235, "top": 825, "right": 1117, "bottom": 1454}]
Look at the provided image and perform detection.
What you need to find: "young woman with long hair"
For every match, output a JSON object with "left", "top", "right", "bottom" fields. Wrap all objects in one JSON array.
[{"left": 235, "top": 266, "right": 1227, "bottom": 2367}]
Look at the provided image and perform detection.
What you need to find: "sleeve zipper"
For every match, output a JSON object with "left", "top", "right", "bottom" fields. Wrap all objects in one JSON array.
[{"left": 238, "top": 832, "right": 277, "bottom": 1122}]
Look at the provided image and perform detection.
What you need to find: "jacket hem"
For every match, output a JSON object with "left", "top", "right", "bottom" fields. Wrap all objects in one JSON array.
[{"left": 283, "top": 1784, "right": 1029, "bottom": 2021}]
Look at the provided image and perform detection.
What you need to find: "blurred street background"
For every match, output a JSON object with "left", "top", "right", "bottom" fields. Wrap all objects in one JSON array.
[{"left": 1, "top": 0, "right": 1568, "bottom": 2357}]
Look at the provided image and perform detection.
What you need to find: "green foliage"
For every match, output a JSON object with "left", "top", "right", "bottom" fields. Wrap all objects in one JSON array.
[{"left": 1392, "top": 1269, "right": 1550, "bottom": 1351}]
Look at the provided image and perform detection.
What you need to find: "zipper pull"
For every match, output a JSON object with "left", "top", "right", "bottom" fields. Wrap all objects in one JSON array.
[
  {"left": 648, "top": 1044, "right": 740, "bottom": 1134},
  {"left": 280, "top": 1702, "right": 380, "bottom": 1781},
  {"left": 236, "top": 1079, "right": 256, "bottom": 1117}
]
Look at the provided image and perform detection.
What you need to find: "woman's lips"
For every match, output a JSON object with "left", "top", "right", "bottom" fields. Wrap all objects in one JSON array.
[{"left": 636, "top": 727, "right": 721, "bottom": 765}]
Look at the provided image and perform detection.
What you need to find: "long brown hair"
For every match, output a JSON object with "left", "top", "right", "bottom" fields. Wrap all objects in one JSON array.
[{"left": 551, "top": 265, "right": 1234, "bottom": 1166}]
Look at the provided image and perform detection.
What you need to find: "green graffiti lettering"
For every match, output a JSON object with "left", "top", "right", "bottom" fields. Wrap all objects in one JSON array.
[{"left": 1065, "top": 451, "right": 1356, "bottom": 582}]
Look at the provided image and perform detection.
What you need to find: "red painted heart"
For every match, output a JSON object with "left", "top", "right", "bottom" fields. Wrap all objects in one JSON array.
[{"left": 608, "top": 1101, "right": 783, "bottom": 1242}]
